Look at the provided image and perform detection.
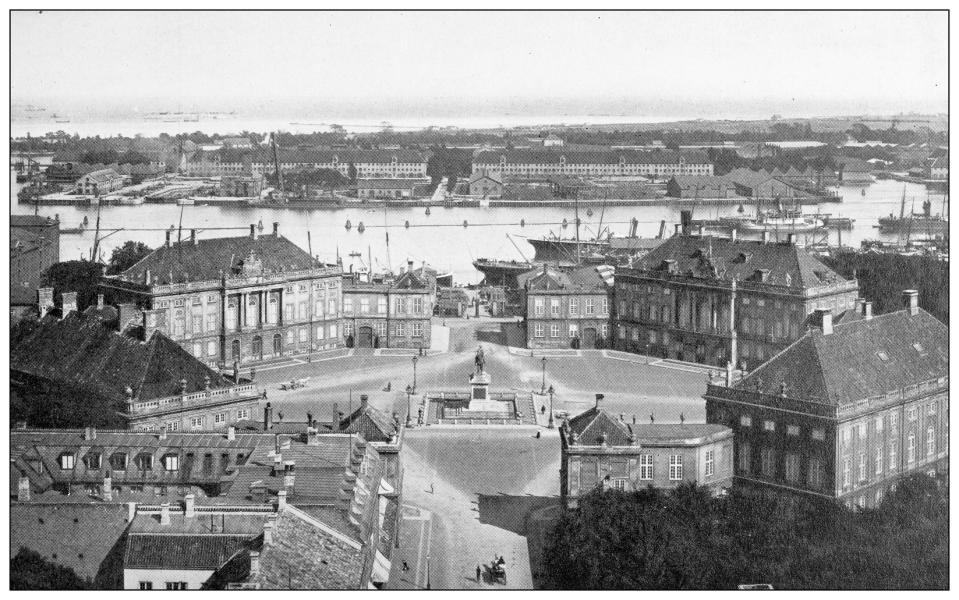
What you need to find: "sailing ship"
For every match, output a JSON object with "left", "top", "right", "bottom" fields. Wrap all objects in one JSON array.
[{"left": 877, "top": 190, "right": 948, "bottom": 235}]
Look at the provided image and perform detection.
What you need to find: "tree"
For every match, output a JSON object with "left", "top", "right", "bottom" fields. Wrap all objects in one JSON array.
[
  {"left": 107, "top": 241, "right": 153, "bottom": 275},
  {"left": 10, "top": 548, "right": 93, "bottom": 590},
  {"left": 347, "top": 162, "right": 358, "bottom": 184},
  {"left": 40, "top": 260, "right": 106, "bottom": 311}
]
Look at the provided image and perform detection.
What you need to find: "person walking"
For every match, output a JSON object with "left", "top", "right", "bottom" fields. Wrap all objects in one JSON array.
[{"left": 476, "top": 565, "right": 482, "bottom": 583}]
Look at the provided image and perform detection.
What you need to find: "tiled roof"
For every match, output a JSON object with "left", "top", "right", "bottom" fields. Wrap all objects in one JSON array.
[
  {"left": 837, "top": 157, "right": 871, "bottom": 172},
  {"left": 10, "top": 312, "right": 232, "bottom": 404},
  {"left": 625, "top": 234, "right": 847, "bottom": 289},
  {"left": 78, "top": 168, "right": 123, "bottom": 183},
  {"left": 469, "top": 172, "right": 502, "bottom": 185},
  {"left": 124, "top": 533, "right": 252, "bottom": 570},
  {"left": 474, "top": 149, "right": 711, "bottom": 165},
  {"left": 251, "top": 506, "right": 366, "bottom": 589},
  {"left": 736, "top": 309, "right": 948, "bottom": 405},
  {"left": 339, "top": 404, "right": 398, "bottom": 444},
  {"left": 10, "top": 503, "right": 131, "bottom": 584},
  {"left": 567, "top": 407, "right": 731, "bottom": 446},
  {"left": 521, "top": 264, "right": 613, "bottom": 293},
  {"left": 355, "top": 178, "right": 419, "bottom": 190},
  {"left": 117, "top": 231, "right": 324, "bottom": 285}
]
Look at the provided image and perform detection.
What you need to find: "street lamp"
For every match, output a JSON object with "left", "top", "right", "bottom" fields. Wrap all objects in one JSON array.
[
  {"left": 547, "top": 384, "right": 555, "bottom": 429},
  {"left": 412, "top": 356, "right": 418, "bottom": 394},
  {"left": 426, "top": 554, "right": 431, "bottom": 590},
  {"left": 405, "top": 384, "right": 413, "bottom": 427},
  {"left": 540, "top": 356, "right": 547, "bottom": 394}
]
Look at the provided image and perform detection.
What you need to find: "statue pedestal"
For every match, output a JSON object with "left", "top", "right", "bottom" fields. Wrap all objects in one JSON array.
[{"left": 468, "top": 371, "right": 506, "bottom": 412}]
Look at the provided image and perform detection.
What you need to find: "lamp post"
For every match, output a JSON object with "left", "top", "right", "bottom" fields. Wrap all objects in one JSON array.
[
  {"left": 540, "top": 356, "right": 547, "bottom": 394},
  {"left": 412, "top": 356, "right": 418, "bottom": 394},
  {"left": 547, "top": 384, "right": 555, "bottom": 429},
  {"left": 426, "top": 554, "right": 431, "bottom": 590},
  {"left": 405, "top": 384, "right": 413, "bottom": 428}
]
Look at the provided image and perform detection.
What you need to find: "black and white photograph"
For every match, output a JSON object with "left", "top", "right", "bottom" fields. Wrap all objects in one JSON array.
[{"left": 5, "top": 7, "right": 951, "bottom": 591}]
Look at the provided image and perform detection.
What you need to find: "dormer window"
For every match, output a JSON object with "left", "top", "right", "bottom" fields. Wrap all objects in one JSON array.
[
  {"left": 876, "top": 350, "right": 889, "bottom": 361},
  {"left": 134, "top": 453, "right": 153, "bottom": 471},
  {"left": 163, "top": 454, "right": 179, "bottom": 472},
  {"left": 84, "top": 453, "right": 102, "bottom": 470},
  {"left": 110, "top": 452, "right": 128, "bottom": 471},
  {"left": 59, "top": 453, "right": 76, "bottom": 470}
]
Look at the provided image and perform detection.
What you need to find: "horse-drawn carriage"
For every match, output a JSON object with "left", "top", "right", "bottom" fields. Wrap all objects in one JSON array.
[
  {"left": 485, "top": 556, "right": 506, "bottom": 585},
  {"left": 279, "top": 377, "right": 309, "bottom": 391}
]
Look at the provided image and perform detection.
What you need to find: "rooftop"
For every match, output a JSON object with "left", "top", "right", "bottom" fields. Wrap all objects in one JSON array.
[
  {"left": 565, "top": 407, "right": 731, "bottom": 447},
  {"left": 474, "top": 148, "right": 712, "bottom": 165}
]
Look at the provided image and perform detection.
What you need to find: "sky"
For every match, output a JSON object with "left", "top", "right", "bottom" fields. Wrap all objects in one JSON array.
[{"left": 10, "top": 10, "right": 949, "bottom": 120}]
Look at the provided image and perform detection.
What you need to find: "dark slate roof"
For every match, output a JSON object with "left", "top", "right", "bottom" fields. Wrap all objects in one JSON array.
[
  {"left": 10, "top": 312, "right": 232, "bottom": 403},
  {"left": 736, "top": 309, "right": 948, "bottom": 405},
  {"left": 474, "top": 149, "right": 711, "bottom": 165},
  {"left": 567, "top": 407, "right": 634, "bottom": 446},
  {"left": 10, "top": 214, "right": 60, "bottom": 229},
  {"left": 837, "top": 157, "right": 871, "bottom": 172},
  {"left": 392, "top": 269, "right": 428, "bottom": 290},
  {"left": 355, "top": 178, "right": 419, "bottom": 190},
  {"left": 339, "top": 405, "right": 398, "bottom": 444},
  {"left": 118, "top": 232, "right": 321, "bottom": 285},
  {"left": 78, "top": 168, "right": 123, "bottom": 183},
  {"left": 626, "top": 234, "right": 846, "bottom": 289},
  {"left": 251, "top": 506, "right": 365, "bottom": 589},
  {"left": 250, "top": 148, "right": 427, "bottom": 164},
  {"left": 10, "top": 503, "right": 131, "bottom": 583},
  {"left": 124, "top": 533, "right": 252, "bottom": 570}
]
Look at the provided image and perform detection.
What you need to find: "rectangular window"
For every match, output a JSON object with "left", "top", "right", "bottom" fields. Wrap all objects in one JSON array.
[
  {"left": 858, "top": 422, "right": 866, "bottom": 438},
  {"left": 534, "top": 323, "right": 544, "bottom": 338},
  {"left": 784, "top": 453, "right": 801, "bottom": 483},
  {"left": 139, "top": 582, "right": 153, "bottom": 590},
  {"left": 787, "top": 425, "right": 800, "bottom": 436},
  {"left": 284, "top": 303, "right": 295, "bottom": 321},
  {"left": 237, "top": 408, "right": 250, "bottom": 420},
  {"left": 807, "top": 458, "right": 824, "bottom": 489},
  {"left": 611, "top": 478, "right": 627, "bottom": 491},
  {"left": 328, "top": 324, "right": 337, "bottom": 339},
  {"left": 550, "top": 323, "right": 560, "bottom": 338},
  {"left": 343, "top": 297, "right": 353, "bottom": 313},
  {"left": 205, "top": 313, "right": 216, "bottom": 333},
  {"left": 286, "top": 329, "right": 295, "bottom": 344},
  {"left": 378, "top": 297, "right": 387, "bottom": 314},
  {"left": 534, "top": 298, "right": 544, "bottom": 317},
  {"left": 760, "top": 448, "right": 776, "bottom": 478},
  {"left": 568, "top": 323, "right": 579, "bottom": 338},
  {"left": 875, "top": 416, "right": 884, "bottom": 432},
  {"left": 412, "top": 323, "right": 423, "bottom": 338},
  {"left": 328, "top": 299, "right": 336, "bottom": 315},
  {"left": 569, "top": 298, "right": 579, "bottom": 316},
  {"left": 163, "top": 455, "right": 179, "bottom": 471},
  {"left": 875, "top": 447, "right": 883, "bottom": 475},
  {"left": 705, "top": 450, "right": 715, "bottom": 477},
  {"left": 360, "top": 297, "right": 370, "bottom": 314},
  {"left": 858, "top": 453, "right": 866, "bottom": 482},
  {"left": 192, "top": 314, "right": 203, "bottom": 335},
  {"left": 738, "top": 442, "right": 751, "bottom": 474},
  {"left": 550, "top": 298, "right": 560, "bottom": 317},
  {"left": 585, "top": 298, "right": 595, "bottom": 315},
  {"left": 908, "top": 434, "right": 916, "bottom": 463},
  {"left": 908, "top": 407, "right": 917, "bottom": 422},
  {"left": 889, "top": 441, "right": 897, "bottom": 471},
  {"left": 926, "top": 426, "right": 935, "bottom": 457},
  {"left": 890, "top": 412, "right": 898, "bottom": 433},
  {"left": 640, "top": 454, "right": 653, "bottom": 480},
  {"left": 59, "top": 453, "right": 75, "bottom": 470},
  {"left": 843, "top": 458, "right": 851, "bottom": 488},
  {"left": 811, "top": 428, "right": 825, "bottom": 441},
  {"left": 763, "top": 420, "right": 776, "bottom": 432},
  {"left": 395, "top": 322, "right": 406, "bottom": 337},
  {"left": 669, "top": 455, "right": 683, "bottom": 481},
  {"left": 740, "top": 415, "right": 752, "bottom": 427},
  {"left": 167, "top": 421, "right": 179, "bottom": 432},
  {"left": 600, "top": 297, "right": 609, "bottom": 315},
  {"left": 298, "top": 327, "right": 308, "bottom": 342},
  {"left": 207, "top": 340, "right": 217, "bottom": 357},
  {"left": 413, "top": 297, "right": 425, "bottom": 315},
  {"left": 191, "top": 417, "right": 203, "bottom": 431}
]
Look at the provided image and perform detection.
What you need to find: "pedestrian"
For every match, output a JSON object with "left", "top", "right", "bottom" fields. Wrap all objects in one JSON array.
[
  {"left": 402, "top": 561, "right": 410, "bottom": 572},
  {"left": 476, "top": 565, "right": 482, "bottom": 582},
  {"left": 430, "top": 483, "right": 434, "bottom": 494}
]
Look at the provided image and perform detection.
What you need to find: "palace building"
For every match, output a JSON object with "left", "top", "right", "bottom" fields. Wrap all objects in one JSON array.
[
  {"left": 704, "top": 291, "right": 948, "bottom": 509},
  {"left": 100, "top": 224, "right": 343, "bottom": 367},
  {"left": 520, "top": 264, "right": 614, "bottom": 349},
  {"left": 613, "top": 232, "right": 860, "bottom": 368},
  {"left": 250, "top": 148, "right": 429, "bottom": 179},
  {"left": 341, "top": 263, "right": 434, "bottom": 350},
  {"left": 472, "top": 149, "right": 713, "bottom": 180}
]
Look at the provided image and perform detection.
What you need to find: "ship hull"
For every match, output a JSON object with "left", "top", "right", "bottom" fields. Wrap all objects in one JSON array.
[
  {"left": 472, "top": 259, "right": 536, "bottom": 287},
  {"left": 527, "top": 237, "right": 611, "bottom": 262},
  {"left": 877, "top": 218, "right": 948, "bottom": 234}
]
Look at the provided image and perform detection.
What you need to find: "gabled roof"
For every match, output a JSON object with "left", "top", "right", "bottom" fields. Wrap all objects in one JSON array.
[
  {"left": 626, "top": 234, "right": 846, "bottom": 289},
  {"left": 124, "top": 533, "right": 253, "bottom": 570},
  {"left": 250, "top": 148, "right": 427, "bottom": 165},
  {"left": 474, "top": 148, "right": 711, "bottom": 166},
  {"left": 339, "top": 404, "right": 398, "bottom": 444},
  {"left": 78, "top": 168, "right": 123, "bottom": 183},
  {"left": 521, "top": 264, "right": 613, "bottom": 293},
  {"left": 116, "top": 232, "right": 326, "bottom": 285},
  {"left": 469, "top": 171, "right": 502, "bottom": 185},
  {"left": 392, "top": 269, "right": 428, "bottom": 290},
  {"left": 736, "top": 309, "right": 948, "bottom": 406},
  {"left": 10, "top": 312, "right": 232, "bottom": 403},
  {"left": 567, "top": 407, "right": 634, "bottom": 446}
]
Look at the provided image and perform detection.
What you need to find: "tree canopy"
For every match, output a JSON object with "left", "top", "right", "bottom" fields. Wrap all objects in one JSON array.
[
  {"left": 542, "top": 476, "right": 948, "bottom": 590},
  {"left": 10, "top": 548, "right": 93, "bottom": 590},
  {"left": 107, "top": 240, "right": 153, "bottom": 274},
  {"left": 40, "top": 260, "right": 106, "bottom": 311}
]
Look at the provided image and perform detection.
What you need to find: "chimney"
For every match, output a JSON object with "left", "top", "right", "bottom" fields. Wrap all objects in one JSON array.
[
  {"left": 165, "top": 230, "right": 171, "bottom": 247},
  {"left": 159, "top": 425, "right": 167, "bottom": 440},
  {"left": 725, "top": 361, "right": 734, "bottom": 387},
  {"left": 277, "top": 489, "right": 287, "bottom": 510},
  {"left": 38, "top": 287, "right": 55, "bottom": 317},
  {"left": 184, "top": 493, "right": 195, "bottom": 518},
  {"left": 360, "top": 394, "right": 368, "bottom": 410},
  {"left": 283, "top": 461, "right": 295, "bottom": 490},
  {"left": 680, "top": 210, "right": 692, "bottom": 235},
  {"left": 118, "top": 302, "right": 138, "bottom": 330},
  {"left": 730, "top": 229, "right": 737, "bottom": 242},
  {"left": 674, "top": 223, "right": 682, "bottom": 235},
  {"left": 787, "top": 233, "right": 796, "bottom": 245},
  {"left": 407, "top": 258, "right": 414, "bottom": 273},
  {"left": 263, "top": 402, "right": 273, "bottom": 431},
  {"left": 17, "top": 476, "right": 30, "bottom": 502},
  {"left": 853, "top": 297, "right": 864, "bottom": 314},
  {"left": 159, "top": 502, "right": 171, "bottom": 525},
  {"left": 902, "top": 289, "right": 919, "bottom": 316},
  {"left": 863, "top": 301, "right": 873, "bottom": 320},
  {"left": 145, "top": 269, "right": 152, "bottom": 286},
  {"left": 97, "top": 293, "right": 105, "bottom": 310},
  {"left": 262, "top": 521, "right": 274, "bottom": 546},
  {"left": 142, "top": 308, "right": 167, "bottom": 340},
  {"left": 814, "top": 309, "right": 833, "bottom": 335},
  {"left": 61, "top": 291, "right": 78, "bottom": 317},
  {"left": 272, "top": 222, "right": 279, "bottom": 236},
  {"left": 102, "top": 472, "right": 113, "bottom": 501},
  {"left": 180, "top": 378, "right": 188, "bottom": 395},
  {"left": 332, "top": 402, "right": 339, "bottom": 432},
  {"left": 227, "top": 426, "right": 236, "bottom": 441},
  {"left": 249, "top": 551, "right": 261, "bottom": 577},
  {"left": 127, "top": 502, "right": 137, "bottom": 523},
  {"left": 190, "top": 229, "right": 197, "bottom": 245},
  {"left": 272, "top": 454, "right": 282, "bottom": 477},
  {"left": 250, "top": 224, "right": 256, "bottom": 239},
  {"left": 594, "top": 393, "right": 604, "bottom": 409},
  {"left": 84, "top": 426, "right": 97, "bottom": 441},
  {"left": 761, "top": 231, "right": 770, "bottom": 244}
]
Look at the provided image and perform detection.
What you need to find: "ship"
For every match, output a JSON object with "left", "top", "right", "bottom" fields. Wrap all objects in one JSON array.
[
  {"left": 877, "top": 190, "right": 949, "bottom": 236},
  {"left": 735, "top": 211, "right": 825, "bottom": 233},
  {"left": 472, "top": 258, "right": 539, "bottom": 287}
]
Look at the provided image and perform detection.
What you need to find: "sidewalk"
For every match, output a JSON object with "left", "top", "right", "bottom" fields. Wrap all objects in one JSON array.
[{"left": 387, "top": 504, "right": 434, "bottom": 590}]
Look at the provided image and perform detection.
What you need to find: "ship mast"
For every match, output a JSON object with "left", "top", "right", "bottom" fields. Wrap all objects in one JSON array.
[{"left": 574, "top": 193, "right": 581, "bottom": 265}]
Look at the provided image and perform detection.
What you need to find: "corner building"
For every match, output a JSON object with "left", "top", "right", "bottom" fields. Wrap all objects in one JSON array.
[
  {"left": 613, "top": 233, "right": 859, "bottom": 368},
  {"left": 100, "top": 223, "right": 343, "bottom": 367},
  {"left": 704, "top": 292, "right": 948, "bottom": 508}
]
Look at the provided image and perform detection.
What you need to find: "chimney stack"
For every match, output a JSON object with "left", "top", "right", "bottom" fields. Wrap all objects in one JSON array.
[
  {"left": 863, "top": 301, "right": 873, "bottom": 320},
  {"left": 84, "top": 426, "right": 97, "bottom": 441},
  {"left": 262, "top": 521, "right": 274, "bottom": 546},
  {"left": 227, "top": 426, "right": 235, "bottom": 441},
  {"left": 902, "top": 289, "right": 919, "bottom": 316},
  {"left": 184, "top": 493, "right": 195, "bottom": 518},
  {"left": 102, "top": 472, "right": 113, "bottom": 501},
  {"left": 142, "top": 308, "right": 167, "bottom": 340},
  {"left": 127, "top": 502, "right": 137, "bottom": 523},
  {"left": 165, "top": 230, "right": 171, "bottom": 247},
  {"left": 283, "top": 461, "right": 295, "bottom": 490},
  {"left": 761, "top": 231, "right": 770, "bottom": 244},
  {"left": 854, "top": 297, "right": 864, "bottom": 314},
  {"left": 277, "top": 489, "right": 287, "bottom": 510},
  {"left": 38, "top": 287, "right": 55, "bottom": 318},
  {"left": 814, "top": 309, "right": 833, "bottom": 335},
  {"left": 250, "top": 224, "right": 256, "bottom": 239},
  {"left": 61, "top": 291, "right": 78, "bottom": 317},
  {"left": 159, "top": 425, "right": 167, "bottom": 441},
  {"left": 332, "top": 402, "right": 339, "bottom": 432},
  {"left": 273, "top": 222, "right": 279, "bottom": 236},
  {"left": 680, "top": 210, "right": 692, "bottom": 235},
  {"left": 730, "top": 229, "right": 737, "bottom": 242},
  {"left": 159, "top": 502, "right": 171, "bottom": 525},
  {"left": 407, "top": 258, "right": 414, "bottom": 273},
  {"left": 594, "top": 393, "right": 604, "bottom": 409},
  {"left": 17, "top": 476, "right": 30, "bottom": 502},
  {"left": 190, "top": 229, "right": 197, "bottom": 245},
  {"left": 145, "top": 269, "right": 152, "bottom": 285},
  {"left": 97, "top": 293, "right": 105, "bottom": 310},
  {"left": 674, "top": 223, "right": 682, "bottom": 235},
  {"left": 360, "top": 394, "right": 368, "bottom": 410},
  {"left": 272, "top": 454, "right": 282, "bottom": 477},
  {"left": 725, "top": 361, "right": 734, "bottom": 387},
  {"left": 264, "top": 402, "right": 273, "bottom": 431},
  {"left": 249, "top": 551, "right": 261, "bottom": 577}
]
